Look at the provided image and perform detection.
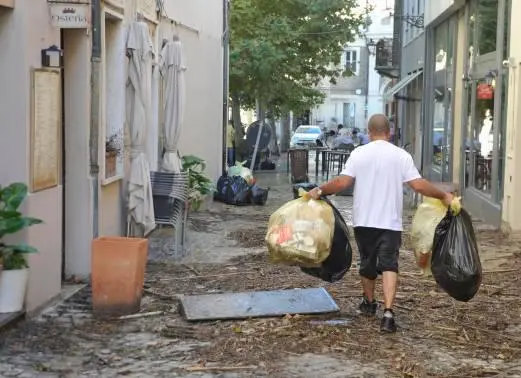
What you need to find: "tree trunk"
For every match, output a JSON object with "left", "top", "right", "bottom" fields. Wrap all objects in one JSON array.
[
  {"left": 280, "top": 112, "right": 291, "bottom": 153},
  {"left": 267, "top": 108, "right": 279, "bottom": 156},
  {"left": 231, "top": 94, "right": 246, "bottom": 161}
]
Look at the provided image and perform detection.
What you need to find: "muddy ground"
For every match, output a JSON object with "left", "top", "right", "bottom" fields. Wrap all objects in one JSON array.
[{"left": 1, "top": 171, "right": 520, "bottom": 378}]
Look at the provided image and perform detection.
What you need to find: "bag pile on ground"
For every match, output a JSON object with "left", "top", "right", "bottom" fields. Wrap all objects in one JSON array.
[
  {"left": 411, "top": 198, "right": 447, "bottom": 276},
  {"left": 214, "top": 161, "right": 269, "bottom": 206},
  {"left": 266, "top": 190, "right": 352, "bottom": 282},
  {"left": 227, "top": 161, "right": 254, "bottom": 185}
]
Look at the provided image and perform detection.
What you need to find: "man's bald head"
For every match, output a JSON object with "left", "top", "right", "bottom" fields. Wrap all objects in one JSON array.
[{"left": 368, "top": 114, "right": 391, "bottom": 139}]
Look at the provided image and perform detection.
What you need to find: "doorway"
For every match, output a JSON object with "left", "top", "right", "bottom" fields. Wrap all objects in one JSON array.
[
  {"left": 460, "top": 0, "right": 510, "bottom": 226},
  {"left": 61, "top": 28, "right": 93, "bottom": 278}
]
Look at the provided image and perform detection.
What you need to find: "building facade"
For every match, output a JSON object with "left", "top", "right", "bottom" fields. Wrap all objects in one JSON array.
[
  {"left": 394, "top": 0, "right": 521, "bottom": 231},
  {"left": 0, "top": 0, "right": 225, "bottom": 313},
  {"left": 312, "top": 4, "right": 394, "bottom": 132}
]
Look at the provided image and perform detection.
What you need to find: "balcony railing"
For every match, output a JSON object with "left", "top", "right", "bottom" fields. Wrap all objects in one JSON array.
[{"left": 375, "top": 38, "right": 399, "bottom": 79}]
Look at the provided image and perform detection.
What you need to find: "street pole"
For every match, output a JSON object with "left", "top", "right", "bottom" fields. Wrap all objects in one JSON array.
[
  {"left": 90, "top": 0, "right": 102, "bottom": 238},
  {"left": 221, "top": 0, "right": 230, "bottom": 175}
]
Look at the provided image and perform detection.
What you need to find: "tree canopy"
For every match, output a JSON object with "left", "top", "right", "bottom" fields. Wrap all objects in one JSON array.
[{"left": 229, "top": 0, "right": 367, "bottom": 116}]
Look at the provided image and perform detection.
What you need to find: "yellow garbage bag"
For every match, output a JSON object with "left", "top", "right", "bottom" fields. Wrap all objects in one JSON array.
[
  {"left": 411, "top": 198, "right": 447, "bottom": 276},
  {"left": 266, "top": 191, "right": 335, "bottom": 267}
]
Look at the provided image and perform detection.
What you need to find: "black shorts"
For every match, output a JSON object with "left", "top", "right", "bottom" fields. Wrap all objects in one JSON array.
[{"left": 354, "top": 227, "right": 402, "bottom": 280}]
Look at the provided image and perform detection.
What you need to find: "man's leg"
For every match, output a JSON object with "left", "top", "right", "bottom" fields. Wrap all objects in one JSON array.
[
  {"left": 361, "top": 276, "right": 376, "bottom": 302},
  {"left": 382, "top": 271, "right": 398, "bottom": 310},
  {"left": 376, "top": 230, "right": 402, "bottom": 333},
  {"left": 354, "top": 227, "right": 378, "bottom": 316}
]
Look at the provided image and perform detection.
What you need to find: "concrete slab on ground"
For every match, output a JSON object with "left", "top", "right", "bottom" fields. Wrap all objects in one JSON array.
[{"left": 180, "top": 288, "right": 339, "bottom": 321}]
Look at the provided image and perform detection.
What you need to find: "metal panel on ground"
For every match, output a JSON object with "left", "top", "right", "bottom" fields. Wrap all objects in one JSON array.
[{"left": 180, "top": 288, "right": 340, "bottom": 321}]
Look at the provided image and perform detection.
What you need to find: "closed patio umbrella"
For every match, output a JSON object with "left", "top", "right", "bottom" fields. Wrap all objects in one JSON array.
[
  {"left": 126, "top": 20, "right": 156, "bottom": 236},
  {"left": 160, "top": 36, "right": 186, "bottom": 173}
]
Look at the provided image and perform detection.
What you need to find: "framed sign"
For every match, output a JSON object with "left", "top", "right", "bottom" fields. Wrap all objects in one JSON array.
[
  {"left": 30, "top": 68, "right": 61, "bottom": 193},
  {"left": 48, "top": 2, "right": 91, "bottom": 29}
]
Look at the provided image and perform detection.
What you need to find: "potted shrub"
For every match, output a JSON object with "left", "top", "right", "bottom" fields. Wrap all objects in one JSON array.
[
  {"left": 0, "top": 183, "right": 43, "bottom": 313},
  {"left": 105, "top": 132, "right": 123, "bottom": 179},
  {"left": 181, "top": 155, "right": 213, "bottom": 212}
]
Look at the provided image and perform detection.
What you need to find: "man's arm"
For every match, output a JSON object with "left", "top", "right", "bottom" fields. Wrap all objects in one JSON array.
[
  {"left": 318, "top": 175, "right": 354, "bottom": 196},
  {"left": 408, "top": 178, "right": 453, "bottom": 204}
]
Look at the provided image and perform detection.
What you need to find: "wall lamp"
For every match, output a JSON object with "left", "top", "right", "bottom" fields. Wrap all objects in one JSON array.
[{"left": 41, "top": 45, "right": 63, "bottom": 68}]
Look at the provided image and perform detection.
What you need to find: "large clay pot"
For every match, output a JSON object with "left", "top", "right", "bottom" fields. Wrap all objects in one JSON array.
[
  {"left": 91, "top": 237, "right": 148, "bottom": 317},
  {"left": 0, "top": 268, "right": 29, "bottom": 313}
]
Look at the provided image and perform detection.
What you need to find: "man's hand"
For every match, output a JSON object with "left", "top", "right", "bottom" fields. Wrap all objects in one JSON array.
[
  {"left": 442, "top": 193, "right": 462, "bottom": 215},
  {"left": 307, "top": 187, "right": 323, "bottom": 200},
  {"left": 442, "top": 192, "right": 454, "bottom": 207}
]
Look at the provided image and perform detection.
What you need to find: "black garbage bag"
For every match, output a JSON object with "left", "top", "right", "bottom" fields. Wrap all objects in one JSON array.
[
  {"left": 251, "top": 184, "right": 269, "bottom": 205},
  {"left": 213, "top": 175, "right": 251, "bottom": 206},
  {"left": 431, "top": 209, "right": 482, "bottom": 302},
  {"left": 292, "top": 183, "right": 318, "bottom": 199},
  {"left": 300, "top": 198, "right": 353, "bottom": 283}
]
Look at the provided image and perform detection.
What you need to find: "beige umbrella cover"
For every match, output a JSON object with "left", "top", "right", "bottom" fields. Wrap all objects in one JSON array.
[
  {"left": 126, "top": 21, "right": 156, "bottom": 236},
  {"left": 160, "top": 37, "right": 186, "bottom": 173}
]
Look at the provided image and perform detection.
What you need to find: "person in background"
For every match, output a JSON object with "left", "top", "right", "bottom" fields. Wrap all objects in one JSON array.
[
  {"left": 307, "top": 114, "right": 457, "bottom": 333},
  {"left": 327, "top": 117, "right": 338, "bottom": 133},
  {"left": 226, "top": 121, "right": 235, "bottom": 167},
  {"left": 337, "top": 124, "right": 344, "bottom": 134},
  {"left": 332, "top": 127, "right": 354, "bottom": 149},
  {"left": 353, "top": 128, "right": 370, "bottom": 145}
]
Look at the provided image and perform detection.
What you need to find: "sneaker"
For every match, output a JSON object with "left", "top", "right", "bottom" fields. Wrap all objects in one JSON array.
[
  {"left": 358, "top": 297, "right": 378, "bottom": 316},
  {"left": 380, "top": 309, "right": 397, "bottom": 333}
]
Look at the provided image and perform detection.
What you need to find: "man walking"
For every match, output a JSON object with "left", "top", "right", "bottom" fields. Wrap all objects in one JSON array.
[{"left": 308, "top": 114, "right": 455, "bottom": 333}]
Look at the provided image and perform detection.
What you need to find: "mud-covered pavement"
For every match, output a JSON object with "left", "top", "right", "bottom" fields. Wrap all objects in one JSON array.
[{"left": 1, "top": 167, "right": 521, "bottom": 378}]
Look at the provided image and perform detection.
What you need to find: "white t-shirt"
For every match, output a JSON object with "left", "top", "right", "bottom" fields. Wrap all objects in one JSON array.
[{"left": 340, "top": 140, "right": 421, "bottom": 231}]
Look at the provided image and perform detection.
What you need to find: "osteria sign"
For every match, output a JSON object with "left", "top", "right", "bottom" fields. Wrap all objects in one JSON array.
[{"left": 48, "top": 0, "right": 91, "bottom": 29}]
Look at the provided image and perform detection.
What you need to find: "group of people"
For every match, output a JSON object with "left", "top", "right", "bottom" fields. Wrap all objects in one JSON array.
[{"left": 331, "top": 124, "right": 370, "bottom": 149}]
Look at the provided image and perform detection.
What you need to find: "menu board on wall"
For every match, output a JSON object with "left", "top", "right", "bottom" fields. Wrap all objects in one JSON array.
[{"left": 30, "top": 68, "right": 61, "bottom": 193}]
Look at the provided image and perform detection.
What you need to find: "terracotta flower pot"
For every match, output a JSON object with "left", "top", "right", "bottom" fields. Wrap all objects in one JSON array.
[
  {"left": 91, "top": 237, "right": 148, "bottom": 317},
  {"left": 105, "top": 153, "right": 117, "bottom": 178}
]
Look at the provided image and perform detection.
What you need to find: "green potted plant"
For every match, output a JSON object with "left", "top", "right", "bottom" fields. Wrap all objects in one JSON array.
[
  {"left": 181, "top": 155, "right": 213, "bottom": 211},
  {"left": 0, "top": 182, "right": 42, "bottom": 313},
  {"left": 105, "top": 131, "right": 123, "bottom": 179}
]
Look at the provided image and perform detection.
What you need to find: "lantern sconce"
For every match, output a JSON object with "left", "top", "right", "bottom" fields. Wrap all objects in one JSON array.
[
  {"left": 41, "top": 45, "right": 63, "bottom": 68},
  {"left": 366, "top": 38, "right": 377, "bottom": 55},
  {"left": 485, "top": 69, "right": 498, "bottom": 88}
]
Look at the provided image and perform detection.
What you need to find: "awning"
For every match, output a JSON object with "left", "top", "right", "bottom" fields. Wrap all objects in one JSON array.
[{"left": 384, "top": 70, "right": 423, "bottom": 101}]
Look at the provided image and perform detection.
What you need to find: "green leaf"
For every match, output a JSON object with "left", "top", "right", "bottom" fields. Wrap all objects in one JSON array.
[
  {"left": 5, "top": 243, "right": 38, "bottom": 253},
  {"left": 1, "top": 251, "right": 29, "bottom": 270},
  {"left": 0, "top": 182, "right": 28, "bottom": 211},
  {"left": 0, "top": 210, "right": 22, "bottom": 219},
  {"left": 0, "top": 216, "right": 43, "bottom": 238}
]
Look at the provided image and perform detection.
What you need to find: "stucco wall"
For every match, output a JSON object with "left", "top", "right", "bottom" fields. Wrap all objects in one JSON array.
[
  {"left": 425, "top": 0, "right": 465, "bottom": 27},
  {"left": 0, "top": 1, "right": 63, "bottom": 312},
  {"left": 501, "top": 0, "right": 521, "bottom": 230},
  {"left": 162, "top": 0, "right": 224, "bottom": 181}
]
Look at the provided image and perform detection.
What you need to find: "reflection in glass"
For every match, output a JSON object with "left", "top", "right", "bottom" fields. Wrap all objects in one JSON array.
[
  {"left": 465, "top": 84, "right": 473, "bottom": 188},
  {"left": 431, "top": 20, "right": 453, "bottom": 180},
  {"left": 434, "top": 24, "right": 448, "bottom": 72},
  {"left": 498, "top": 71, "right": 508, "bottom": 199},
  {"left": 472, "top": 79, "right": 495, "bottom": 193},
  {"left": 476, "top": 0, "right": 497, "bottom": 56}
]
